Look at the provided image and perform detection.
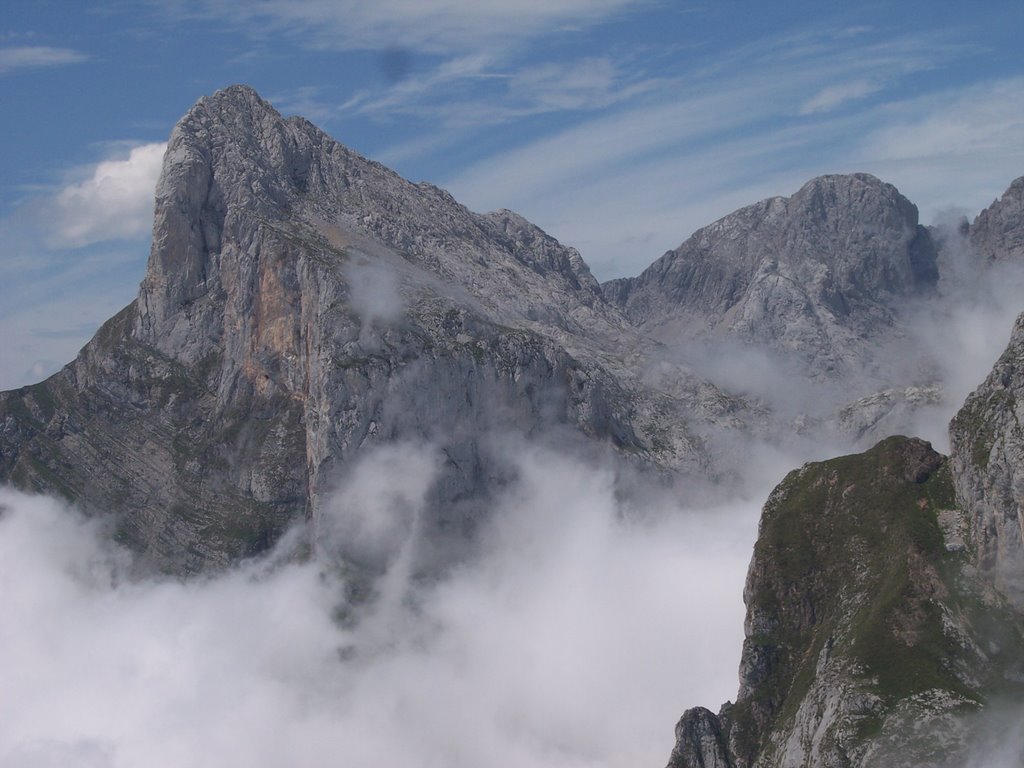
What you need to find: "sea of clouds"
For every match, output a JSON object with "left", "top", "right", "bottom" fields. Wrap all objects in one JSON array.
[{"left": 0, "top": 441, "right": 764, "bottom": 768}]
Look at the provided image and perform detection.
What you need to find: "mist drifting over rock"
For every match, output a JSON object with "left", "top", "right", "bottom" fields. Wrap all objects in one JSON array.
[{"left": 1, "top": 86, "right": 1024, "bottom": 767}]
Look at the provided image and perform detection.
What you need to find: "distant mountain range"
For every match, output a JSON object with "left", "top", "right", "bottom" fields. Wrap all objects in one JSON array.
[{"left": 1, "top": 85, "right": 1022, "bottom": 766}]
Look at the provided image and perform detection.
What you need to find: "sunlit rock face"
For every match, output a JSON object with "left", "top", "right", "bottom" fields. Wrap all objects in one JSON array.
[{"left": 668, "top": 436, "right": 1024, "bottom": 768}]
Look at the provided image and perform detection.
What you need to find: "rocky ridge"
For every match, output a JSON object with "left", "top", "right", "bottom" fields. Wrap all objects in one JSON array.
[{"left": 0, "top": 84, "right": 1021, "bottom": 584}]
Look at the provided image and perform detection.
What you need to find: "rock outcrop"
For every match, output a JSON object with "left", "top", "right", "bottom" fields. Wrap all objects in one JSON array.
[
  {"left": 667, "top": 436, "right": 1024, "bottom": 768},
  {"left": 950, "top": 312, "right": 1024, "bottom": 611},
  {"left": 604, "top": 174, "right": 938, "bottom": 382},
  {"left": 970, "top": 176, "right": 1024, "bottom": 264}
]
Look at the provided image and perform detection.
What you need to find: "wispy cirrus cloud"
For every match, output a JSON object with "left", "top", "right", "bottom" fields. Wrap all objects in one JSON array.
[
  {"left": 862, "top": 78, "right": 1024, "bottom": 163},
  {"left": 166, "top": 0, "right": 662, "bottom": 148},
  {"left": 166, "top": 0, "right": 650, "bottom": 54},
  {"left": 855, "top": 76, "right": 1024, "bottom": 213},
  {"left": 0, "top": 45, "right": 88, "bottom": 74},
  {"left": 799, "top": 78, "right": 882, "bottom": 114},
  {"left": 343, "top": 53, "right": 665, "bottom": 127}
]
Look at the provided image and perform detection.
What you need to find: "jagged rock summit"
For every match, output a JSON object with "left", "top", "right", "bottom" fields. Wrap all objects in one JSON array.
[
  {"left": 970, "top": 175, "right": 1024, "bottom": 264},
  {"left": 142, "top": 85, "right": 620, "bottom": 352}
]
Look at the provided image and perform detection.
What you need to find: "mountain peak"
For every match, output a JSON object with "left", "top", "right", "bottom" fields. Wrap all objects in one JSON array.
[
  {"left": 168, "top": 83, "right": 304, "bottom": 173},
  {"left": 797, "top": 171, "right": 885, "bottom": 191},
  {"left": 604, "top": 172, "right": 937, "bottom": 380},
  {"left": 791, "top": 172, "right": 920, "bottom": 228},
  {"left": 2, "top": 85, "right": 674, "bottom": 573}
]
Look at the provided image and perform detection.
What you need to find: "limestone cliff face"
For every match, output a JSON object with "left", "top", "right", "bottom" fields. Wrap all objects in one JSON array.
[
  {"left": 970, "top": 176, "right": 1024, "bottom": 264},
  {"left": 949, "top": 312, "right": 1024, "bottom": 611},
  {"left": 667, "top": 437, "right": 1024, "bottom": 768},
  {"left": 605, "top": 174, "right": 938, "bottom": 381},
  {"left": 0, "top": 86, "right": 748, "bottom": 574}
]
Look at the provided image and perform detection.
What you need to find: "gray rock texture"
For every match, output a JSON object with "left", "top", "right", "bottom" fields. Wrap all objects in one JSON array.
[
  {"left": 970, "top": 176, "right": 1024, "bottom": 264},
  {"left": 950, "top": 312, "right": 1024, "bottom": 611},
  {"left": 0, "top": 85, "right": 754, "bottom": 574},
  {"left": 667, "top": 706, "right": 733, "bottom": 768},
  {"left": 604, "top": 174, "right": 938, "bottom": 382}
]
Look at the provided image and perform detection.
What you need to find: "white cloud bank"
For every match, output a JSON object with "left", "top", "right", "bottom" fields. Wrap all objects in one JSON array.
[
  {"left": 0, "top": 442, "right": 760, "bottom": 768},
  {"left": 45, "top": 142, "right": 166, "bottom": 249}
]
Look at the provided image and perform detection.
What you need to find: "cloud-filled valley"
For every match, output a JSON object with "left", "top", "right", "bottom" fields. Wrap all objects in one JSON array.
[{"left": 0, "top": 441, "right": 762, "bottom": 768}]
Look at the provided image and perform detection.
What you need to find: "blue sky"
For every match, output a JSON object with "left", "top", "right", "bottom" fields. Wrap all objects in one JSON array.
[{"left": 1, "top": 0, "right": 1023, "bottom": 389}]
